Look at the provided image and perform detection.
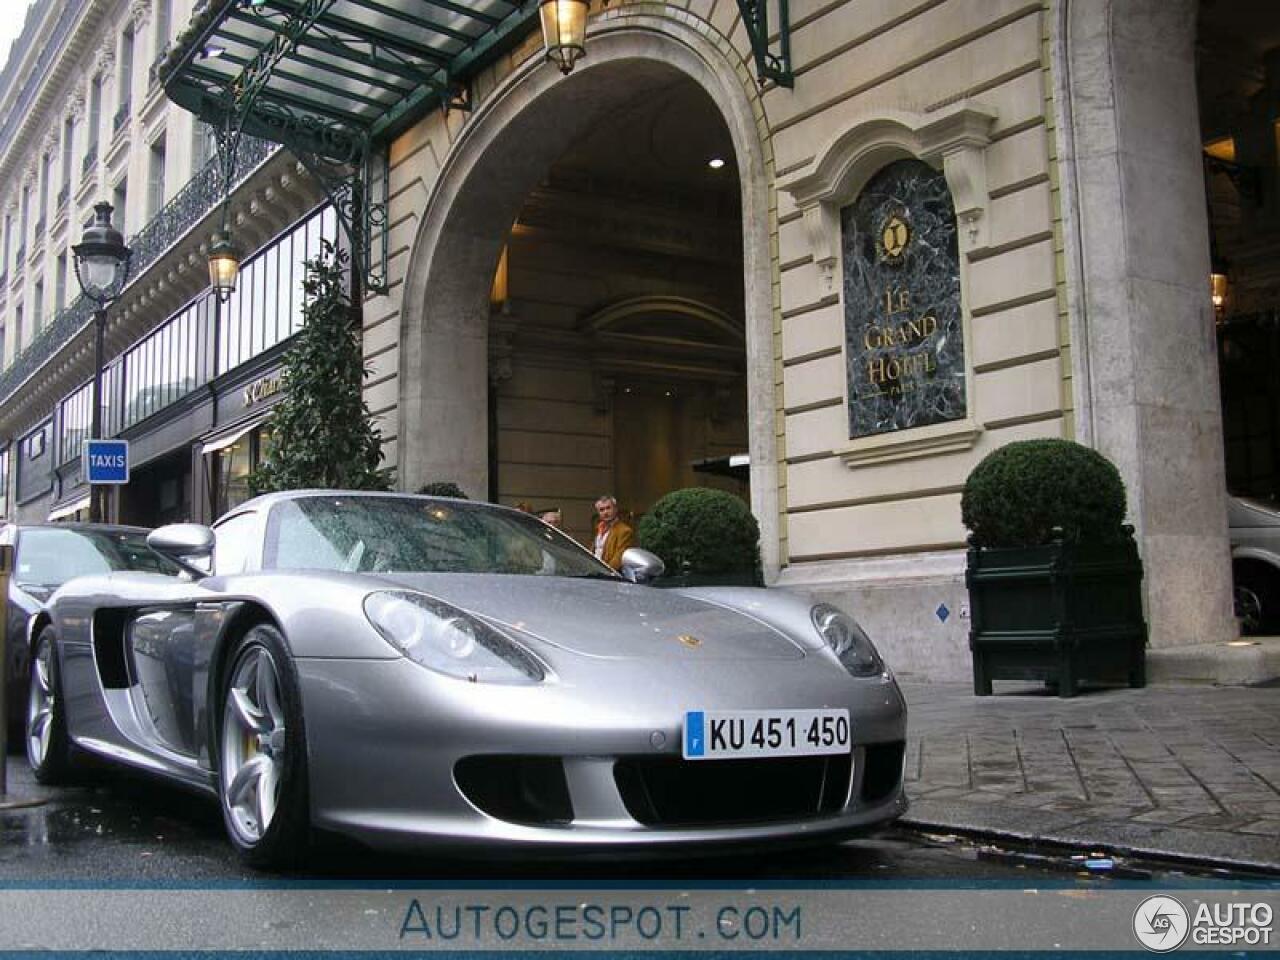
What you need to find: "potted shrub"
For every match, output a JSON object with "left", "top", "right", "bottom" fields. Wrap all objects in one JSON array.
[
  {"left": 637, "top": 487, "right": 761, "bottom": 587},
  {"left": 961, "top": 438, "right": 1147, "bottom": 697}
]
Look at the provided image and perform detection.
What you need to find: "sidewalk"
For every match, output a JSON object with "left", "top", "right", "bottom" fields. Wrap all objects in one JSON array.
[{"left": 898, "top": 681, "right": 1280, "bottom": 874}]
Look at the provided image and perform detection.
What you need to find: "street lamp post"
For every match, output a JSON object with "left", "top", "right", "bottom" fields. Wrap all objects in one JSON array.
[{"left": 72, "top": 202, "right": 132, "bottom": 524}]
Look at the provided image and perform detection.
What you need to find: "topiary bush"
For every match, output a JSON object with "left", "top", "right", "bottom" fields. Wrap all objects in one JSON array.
[
  {"left": 637, "top": 487, "right": 760, "bottom": 581},
  {"left": 248, "top": 242, "right": 390, "bottom": 496},
  {"left": 961, "top": 439, "right": 1127, "bottom": 549}
]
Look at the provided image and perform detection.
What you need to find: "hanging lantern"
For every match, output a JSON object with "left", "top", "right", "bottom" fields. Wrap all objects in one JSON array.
[
  {"left": 208, "top": 233, "right": 242, "bottom": 303},
  {"left": 1210, "top": 267, "right": 1229, "bottom": 314},
  {"left": 540, "top": 0, "right": 589, "bottom": 75}
]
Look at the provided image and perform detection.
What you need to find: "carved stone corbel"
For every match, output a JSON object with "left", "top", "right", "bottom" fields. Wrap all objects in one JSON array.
[
  {"left": 915, "top": 107, "right": 996, "bottom": 251},
  {"left": 801, "top": 202, "right": 840, "bottom": 293},
  {"left": 68, "top": 90, "right": 86, "bottom": 122},
  {"left": 97, "top": 40, "right": 116, "bottom": 75},
  {"left": 130, "top": 0, "right": 152, "bottom": 28}
]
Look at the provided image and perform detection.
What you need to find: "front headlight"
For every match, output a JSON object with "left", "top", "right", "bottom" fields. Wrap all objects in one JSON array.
[
  {"left": 811, "top": 603, "right": 883, "bottom": 677},
  {"left": 364, "top": 591, "right": 545, "bottom": 685}
]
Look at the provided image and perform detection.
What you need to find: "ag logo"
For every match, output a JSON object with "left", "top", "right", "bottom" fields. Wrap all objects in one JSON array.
[
  {"left": 677, "top": 634, "right": 702, "bottom": 648},
  {"left": 878, "top": 211, "right": 911, "bottom": 263},
  {"left": 1133, "top": 895, "right": 1190, "bottom": 952}
]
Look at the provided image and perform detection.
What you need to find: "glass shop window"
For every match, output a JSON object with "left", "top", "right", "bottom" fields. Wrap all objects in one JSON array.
[{"left": 211, "top": 423, "right": 274, "bottom": 518}]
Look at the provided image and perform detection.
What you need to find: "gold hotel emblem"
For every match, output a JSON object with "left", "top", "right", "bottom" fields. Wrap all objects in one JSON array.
[
  {"left": 677, "top": 634, "right": 702, "bottom": 648},
  {"left": 878, "top": 213, "right": 911, "bottom": 263}
]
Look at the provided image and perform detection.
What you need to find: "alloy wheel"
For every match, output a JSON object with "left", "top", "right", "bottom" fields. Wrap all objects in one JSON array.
[
  {"left": 26, "top": 638, "right": 54, "bottom": 769},
  {"left": 221, "top": 645, "right": 287, "bottom": 845}
]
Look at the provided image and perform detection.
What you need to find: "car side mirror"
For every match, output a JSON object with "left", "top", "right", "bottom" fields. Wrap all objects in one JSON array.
[
  {"left": 148, "top": 523, "right": 215, "bottom": 578},
  {"left": 619, "top": 548, "right": 665, "bottom": 584}
]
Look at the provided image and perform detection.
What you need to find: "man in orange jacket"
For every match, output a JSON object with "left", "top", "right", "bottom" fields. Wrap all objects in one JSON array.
[{"left": 592, "top": 494, "right": 634, "bottom": 570}]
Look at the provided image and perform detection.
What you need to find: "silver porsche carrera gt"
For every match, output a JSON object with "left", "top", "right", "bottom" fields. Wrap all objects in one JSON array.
[{"left": 27, "top": 491, "right": 907, "bottom": 867}]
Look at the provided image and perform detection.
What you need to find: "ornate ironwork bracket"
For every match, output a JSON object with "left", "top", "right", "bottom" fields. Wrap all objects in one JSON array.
[
  {"left": 202, "top": 0, "right": 388, "bottom": 293},
  {"left": 735, "top": 0, "right": 793, "bottom": 88},
  {"left": 293, "top": 144, "right": 390, "bottom": 295}
]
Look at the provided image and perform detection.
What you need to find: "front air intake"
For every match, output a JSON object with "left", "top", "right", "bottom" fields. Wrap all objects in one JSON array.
[{"left": 454, "top": 755, "right": 573, "bottom": 825}]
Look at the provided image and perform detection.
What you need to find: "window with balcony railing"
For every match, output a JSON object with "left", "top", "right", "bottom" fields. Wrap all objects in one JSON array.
[
  {"left": 221, "top": 204, "right": 338, "bottom": 373},
  {"left": 57, "top": 378, "right": 93, "bottom": 467},
  {"left": 113, "top": 102, "right": 131, "bottom": 136},
  {"left": 82, "top": 146, "right": 98, "bottom": 177},
  {"left": 114, "top": 293, "right": 213, "bottom": 433},
  {"left": 14, "top": 244, "right": 24, "bottom": 267},
  {"left": 148, "top": 54, "right": 166, "bottom": 92},
  {"left": 34, "top": 218, "right": 46, "bottom": 238},
  {"left": 0, "top": 135, "right": 278, "bottom": 405},
  {"left": 56, "top": 184, "right": 69, "bottom": 211}
]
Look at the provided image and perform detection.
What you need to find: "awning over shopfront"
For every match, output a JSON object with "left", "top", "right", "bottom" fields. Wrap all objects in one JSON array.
[
  {"left": 48, "top": 496, "right": 91, "bottom": 522},
  {"left": 200, "top": 418, "right": 267, "bottom": 456}
]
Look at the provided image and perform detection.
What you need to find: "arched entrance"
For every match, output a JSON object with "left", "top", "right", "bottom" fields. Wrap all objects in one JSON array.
[{"left": 398, "top": 16, "right": 779, "bottom": 570}]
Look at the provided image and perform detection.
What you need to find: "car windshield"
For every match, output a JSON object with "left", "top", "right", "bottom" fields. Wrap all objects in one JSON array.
[
  {"left": 16, "top": 528, "right": 181, "bottom": 588},
  {"left": 263, "top": 495, "right": 618, "bottom": 578}
]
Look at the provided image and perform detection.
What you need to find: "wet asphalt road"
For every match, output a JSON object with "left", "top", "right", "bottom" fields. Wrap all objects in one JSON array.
[{"left": 0, "top": 756, "right": 1260, "bottom": 886}]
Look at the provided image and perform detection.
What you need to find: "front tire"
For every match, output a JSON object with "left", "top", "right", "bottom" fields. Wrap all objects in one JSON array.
[
  {"left": 27, "top": 626, "right": 73, "bottom": 784},
  {"left": 218, "top": 624, "right": 310, "bottom": 869},
  {"left": 1234, "top": 562, "right": 1280, "bottom": 635}
]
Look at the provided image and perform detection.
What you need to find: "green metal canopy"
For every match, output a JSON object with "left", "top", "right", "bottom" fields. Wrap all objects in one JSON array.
[
  {"left": 161, "top": 0, "right": 541, "bottom": 291},
  {"left": 162, "top": 0, "right": 538, "bottom": 158}
]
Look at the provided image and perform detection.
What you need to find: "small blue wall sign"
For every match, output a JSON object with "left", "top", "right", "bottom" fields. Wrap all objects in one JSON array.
[{"left": 83, "top": 439, "right": 130, "bottom": 484}]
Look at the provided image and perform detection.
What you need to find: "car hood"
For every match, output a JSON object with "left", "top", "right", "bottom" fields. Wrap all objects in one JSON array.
[{"left": 369, "top": 573, "right": 806, "bottom": 662}]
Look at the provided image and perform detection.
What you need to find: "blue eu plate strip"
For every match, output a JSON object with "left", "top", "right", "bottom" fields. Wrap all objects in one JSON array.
[{"left": 684, "top": 711, "right": 705, "bottom": 757}]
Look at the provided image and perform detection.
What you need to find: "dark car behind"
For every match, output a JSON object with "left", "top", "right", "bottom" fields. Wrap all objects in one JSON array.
[{"left": 3, "top": 523, "right": 181, "bottom": 737}]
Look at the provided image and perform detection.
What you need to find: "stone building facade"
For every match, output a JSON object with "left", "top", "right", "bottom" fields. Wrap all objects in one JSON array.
[
  {"left": 0, "top": 0, "right": 1252, "bottom": 680},
  {"left": 350, "top": 0, "right": 1236, "bottom": 677}
]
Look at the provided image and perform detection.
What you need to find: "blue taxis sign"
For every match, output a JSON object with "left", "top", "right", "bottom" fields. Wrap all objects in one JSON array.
[{"left": 83, "top": 439, "right": 130, "bottom": 484}]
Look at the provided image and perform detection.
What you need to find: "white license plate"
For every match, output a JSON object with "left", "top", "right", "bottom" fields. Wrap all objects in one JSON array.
[{"left": 682, "top": 709, "right": 850, "bottom": 760}]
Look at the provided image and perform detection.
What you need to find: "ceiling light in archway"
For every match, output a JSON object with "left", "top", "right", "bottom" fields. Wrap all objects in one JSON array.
[
  {"left": 708, "top": 158, "right": 726, "bottom": 170},
  {"left": 540, "top": 0, "right": 589, "bottom": 75}
]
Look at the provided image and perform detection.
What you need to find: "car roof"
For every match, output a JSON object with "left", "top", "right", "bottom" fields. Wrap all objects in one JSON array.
[
  {"left": 11, "top": 523, "right": 152, "bottom": 534},
  {"left": 225, "top": 489, "right": 503, "bottom": 517}
]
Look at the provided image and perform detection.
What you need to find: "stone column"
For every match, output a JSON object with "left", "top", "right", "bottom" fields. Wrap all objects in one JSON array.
[{"left": 1055, "top": 0, "right": 1235, "bottom": 650}]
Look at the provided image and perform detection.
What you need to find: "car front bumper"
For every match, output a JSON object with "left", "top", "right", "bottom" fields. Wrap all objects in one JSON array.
[{"left": 296, "top": 655, "right": 908, "bottom": 853}]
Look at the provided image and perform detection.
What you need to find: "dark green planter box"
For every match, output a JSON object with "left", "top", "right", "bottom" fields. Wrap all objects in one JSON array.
[{"left": 966, "top": 530, "right": 1147, "bottom": 698}]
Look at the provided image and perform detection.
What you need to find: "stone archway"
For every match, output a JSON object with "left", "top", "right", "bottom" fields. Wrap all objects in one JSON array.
[
  {"left": 1051, "top": 0, "right": 1235, "bottom": 651},
  {"left": 397, "top": 13, "right": 780, "bottom": 575}
]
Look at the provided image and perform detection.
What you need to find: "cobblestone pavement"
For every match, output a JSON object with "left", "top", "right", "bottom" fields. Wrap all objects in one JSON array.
[{"left": 898, "top": 682, "right": 1280, "bottom": 872}]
